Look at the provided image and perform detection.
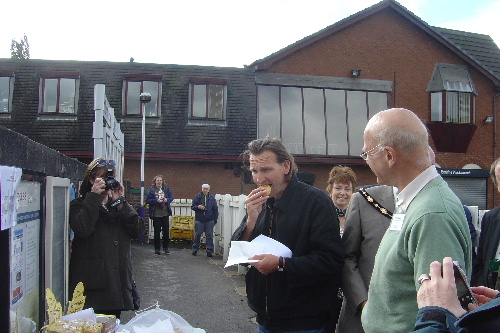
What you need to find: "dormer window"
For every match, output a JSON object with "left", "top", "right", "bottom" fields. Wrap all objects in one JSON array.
[
  {"left": 428, "top": 64, "right": 476, "bottom": 124},
  {"left": 0, "top": 72, "right": 14, "bottom": 114},
  {"left": 40, "top": 72, "right": 80, "bottom": 114},
  {"left": 189, "top": 78, "right": 227, "bottom": 120},
  {"left": 123, "top": 74, "right": 162, "bottom": 117}
]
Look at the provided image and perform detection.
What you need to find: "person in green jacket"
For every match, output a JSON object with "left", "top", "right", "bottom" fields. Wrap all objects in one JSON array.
[{"left": 359, "top": 108, "right": 472, "bottom": 333}]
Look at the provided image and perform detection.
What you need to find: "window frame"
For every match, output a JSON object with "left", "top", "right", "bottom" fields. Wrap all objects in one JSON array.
[
  {"left": 431, "top": 91, "right": 475, "bottom": 124},
  {"left": 123, "top": 74, "right": 162, "bottom": 117},
  {"left": 189, "top": 78, "right": 227, "bottom": 121},
  {"left": 0, "top": 71, "right": 14, "bottom": 114},
  {"left": 39, "top": 72, "right": 80, "bottom": 115}
]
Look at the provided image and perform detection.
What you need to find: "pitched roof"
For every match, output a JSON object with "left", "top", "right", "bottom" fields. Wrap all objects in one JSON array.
[
  {"left": 433, "top": 26, "right": 500, "bottom": 80},
  {"left": 250, "top": 0, "right": 500, "bottom": 85}
]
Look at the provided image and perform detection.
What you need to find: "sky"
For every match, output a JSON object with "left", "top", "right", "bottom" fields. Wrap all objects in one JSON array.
[{"left": 2, "top": 0, "right": 499, "bottom": 68}]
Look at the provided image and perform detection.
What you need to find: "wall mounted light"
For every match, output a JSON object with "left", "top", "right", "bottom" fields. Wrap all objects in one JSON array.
[
  {"left": 484, "top": 116, "right": 494, "bottom": 124},
  {"left": 351, "top": 69, "right": 362, "bottom": 77}
]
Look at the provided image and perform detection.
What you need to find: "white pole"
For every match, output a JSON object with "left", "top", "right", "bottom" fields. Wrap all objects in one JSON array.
[
  {"left": 139, "top": 92, "right": 151, "bottom": 207},
  {"left": 140, "top": 105, "right": 145, "bottom": 205}
]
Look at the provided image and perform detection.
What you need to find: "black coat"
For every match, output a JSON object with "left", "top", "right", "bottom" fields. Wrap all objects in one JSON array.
[
  {"left": 471, "top": 206, "right": 500, "bottom": 287},
  {"left": 69, "top": 192, "right": 145, "bottom": 311},
  {"left": 232, "top": 176, "right": 344, "bottom": 331}
]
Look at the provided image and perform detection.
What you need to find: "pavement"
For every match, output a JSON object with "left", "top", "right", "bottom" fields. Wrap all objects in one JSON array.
[{"left": 120, "top": 240, "right": 258, "bottom": 333}]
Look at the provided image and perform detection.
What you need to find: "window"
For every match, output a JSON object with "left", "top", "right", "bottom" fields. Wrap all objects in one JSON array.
[
  {"left": 189, "top": 78, "right": 227, "bottom": 120},
  {"left": 428, "top": 64, "right": 476, "bottom": 124},
  {"left": 258, "top": 85, "right": 388, "bottom": 156},
  {"left": 0, "top": 72, "right": 14, "bottom": 113},
  {"left": 40, "top": 73, "right": 79, "bottom": 114},
  {"left": 123, "top": 75, "right": 161, "bottom": 116}
]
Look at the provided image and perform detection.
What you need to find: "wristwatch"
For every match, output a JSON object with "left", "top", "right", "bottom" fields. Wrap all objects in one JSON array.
[
  {"left": 278, "top": 256, "right": 285, "bottom": 272},
  {"left": 111, "top": 196, "right": 126, "bottom": 208}
]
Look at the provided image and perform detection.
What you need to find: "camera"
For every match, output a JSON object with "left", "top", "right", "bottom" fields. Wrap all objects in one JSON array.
[{"left": 104, "top": 168, "right": 120, "bottom": 191}]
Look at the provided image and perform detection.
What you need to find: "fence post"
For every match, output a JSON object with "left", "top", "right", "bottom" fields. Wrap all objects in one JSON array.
[{"left": 222, "top": 194, "right": 233, "bottom": 262}]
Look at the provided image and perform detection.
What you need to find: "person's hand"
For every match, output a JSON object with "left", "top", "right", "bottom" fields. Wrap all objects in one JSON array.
[
  {"left": 248, "top": 254, "right": 279, "bottom": 275},
  {"left": 470, "top": 286, "right": 499, "bottom": 309},
  {"left": 110, "top": 183, "right": 125, "bottom": 201},
  {"left": 417, "top": 257, "right": 467, "bottom": 318},
  {"left": 242, "top": 187, "right": 269, "bottom": 239},
  {"left": 198, "top": 205, "right": 206, "bottom": 210},
  {"left": 91, "top": 178, "right": 107, "bottom": 195}
]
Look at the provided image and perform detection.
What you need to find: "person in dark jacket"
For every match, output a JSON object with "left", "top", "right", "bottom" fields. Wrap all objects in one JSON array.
[
  {"left": 69, "top": 158, "right": 145, "bottom": 318},
  {"left": 412, "top": 257, "right": 500, "bottom": 333},
  {"left": 472, "top": 157, "right": 500, "bottom": 289},
  {"left": 191, "top": 184, "right": 219, "bottom": 257},
  {"left": 231, "top": 137, "right": 344, "bottom": 333},
  {"left": 146, "top": 175, "right": 173, "bottom": 255}
]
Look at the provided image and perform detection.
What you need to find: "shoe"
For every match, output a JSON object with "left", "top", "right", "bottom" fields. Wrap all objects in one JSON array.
[
  {"left": 207, "top": 252, "right": 213, "bottom": 257},
  {"left": 191, "top": 251, "right": 197, "bottom": 256},
  {"left": 164, "top": 248, "right": 169, "bottom": 255},
  {"left": 155, "top": 249, "right": 161, "bottom": 255}
]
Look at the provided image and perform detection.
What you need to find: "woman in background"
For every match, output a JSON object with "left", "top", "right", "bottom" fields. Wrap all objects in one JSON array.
[
  {"left": 146, "top": 175, "right": 173, "bottom": 255},
  {"left": 326, "top": 165, "right": 357, "bottom": 235},
  {"left": 325, "top": 165, "right": 357, "bottom": 332},
  {"left": 69, "top": 158, "right": 144, "bottom": 318}
]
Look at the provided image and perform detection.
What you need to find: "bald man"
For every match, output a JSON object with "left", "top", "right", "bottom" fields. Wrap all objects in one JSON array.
[{"left": 359, "top": 108, "right": 472, "bottom": 333}]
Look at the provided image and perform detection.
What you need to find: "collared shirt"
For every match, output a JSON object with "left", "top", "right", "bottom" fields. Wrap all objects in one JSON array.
[{"left": 395, "top": 165, "right": 439, "bottom": 214}]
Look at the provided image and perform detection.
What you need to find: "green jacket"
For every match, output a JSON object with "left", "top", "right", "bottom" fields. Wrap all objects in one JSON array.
[{"left": 361, "top": 176, "right": 472, "bottom": 333}]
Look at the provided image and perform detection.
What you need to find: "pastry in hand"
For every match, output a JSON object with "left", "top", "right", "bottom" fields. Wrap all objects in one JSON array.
[{"left": 260, "top": 185, "right": 271, "bottom": 196}]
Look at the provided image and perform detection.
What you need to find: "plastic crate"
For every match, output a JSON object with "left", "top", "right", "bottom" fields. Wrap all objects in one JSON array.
[
  {"left": 170, "top": 229, "right": 194, "bottom": 243},
  {"left": 171, "top": 215, "right": 195, "bottom": 231}
]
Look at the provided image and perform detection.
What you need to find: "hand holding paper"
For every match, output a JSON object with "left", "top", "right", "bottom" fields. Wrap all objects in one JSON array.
[{"left": 225, "top": 235, "right": 292, "bottom": 268}]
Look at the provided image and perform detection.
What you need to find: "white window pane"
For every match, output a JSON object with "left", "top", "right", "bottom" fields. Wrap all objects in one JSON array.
[
  {"left": 459, "top": 93, "right": 470, "bottom": 123},
  {"left": 325, "top": 90, "right": 348, "bottom": 155},
  {"left": 44, "top": 79, "right": 58, "bottom": 113},
  {"left": 367, "top": 92, "right": 388, "bottom": 119},
  {"left": 0, "top": 77, "right": 10, "bottom": 113},
  {"left": 143, "top": 81, "right": 159, "bottom": 117},
  {"left": 281, "top": 87, "right": 303, "bottom": 154},
  {"left": 127, "top": 82, "right": 141, "bottom": 115},
  {"left": 59, "top": 78, "right": 76, "bottom": 114},
  {"left": 446, "top": 91, "right": 458, "bottom": 122},
  {"left": 258, "top": 85, "right": 280, "bottom": 138},
  {"left": 193, "top": 84, "right": 206, "bottom": 117},
  {"left": 346, "top": 91, "right": 368, "bottom": 156},
  {"left": 208, "top": 84, "right": 224, "bottom": 119},
  {"left": 431, "top": 92, "right": 443, "bottom": 121},
  {"left": 303, "top": 88, "right": 326, "bottom": 154}
]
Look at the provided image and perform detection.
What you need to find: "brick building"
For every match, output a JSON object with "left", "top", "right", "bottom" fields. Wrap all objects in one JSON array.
[
  {"left": 1, "top": 0, "right": 499, "bottom": 208},
  {"left": 250, "top": 0, "right": 500, "bottom": 208}
]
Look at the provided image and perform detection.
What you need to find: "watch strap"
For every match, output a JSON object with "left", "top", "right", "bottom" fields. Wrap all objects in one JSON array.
[{"left": 111, "top": 196, "right": 126, "bottom": 208}]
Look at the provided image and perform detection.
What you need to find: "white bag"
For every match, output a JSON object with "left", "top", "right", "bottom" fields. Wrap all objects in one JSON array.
[{"left": 119, "top": 307, "right": 193, "bottom": 333}]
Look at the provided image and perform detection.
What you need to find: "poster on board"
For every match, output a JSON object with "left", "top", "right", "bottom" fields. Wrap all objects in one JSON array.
[
  {"left": 10, "top": 179, "right": 41, "bottom": 332},
  {"left": 0, "top": 166, "right": 22, "bottom": 230}
]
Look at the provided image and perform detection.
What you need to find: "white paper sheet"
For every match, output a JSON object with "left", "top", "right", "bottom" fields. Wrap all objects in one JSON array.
[{"left": 224, "top": 235, "right": 292, "bottom": 268}]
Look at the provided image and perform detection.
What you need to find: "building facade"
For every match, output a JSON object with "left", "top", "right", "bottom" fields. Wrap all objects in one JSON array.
[{"left": 1, "top": 0, "right": 499, "bottom": 207}]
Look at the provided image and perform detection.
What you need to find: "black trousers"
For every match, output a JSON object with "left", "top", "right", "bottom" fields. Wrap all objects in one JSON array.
[{"left": 153, "top": 216, "right": 170, "bottom": 250}]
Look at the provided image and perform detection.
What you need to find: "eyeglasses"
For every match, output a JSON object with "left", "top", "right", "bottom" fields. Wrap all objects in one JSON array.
[{"left": 360, "top": 144, "right": 384, "bottom": 160}]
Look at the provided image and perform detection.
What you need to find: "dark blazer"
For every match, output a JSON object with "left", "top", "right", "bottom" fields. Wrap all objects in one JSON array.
[
  {"left": 337, "top": 185, "right": 395, "bottom": 333},
  {"left": 471, "top": 206, "right": 500, "bottom": 287},
  {"left": 69, "top": 192, "right": 145, "bottom": 311}
]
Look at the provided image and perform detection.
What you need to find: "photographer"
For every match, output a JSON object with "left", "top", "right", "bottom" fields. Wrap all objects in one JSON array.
[
  {"left": 69, "top": 158, "right": 145, "bottom": 318},
  {"left": 412, "top": 257, "right": 500, "bottom": 333}
]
